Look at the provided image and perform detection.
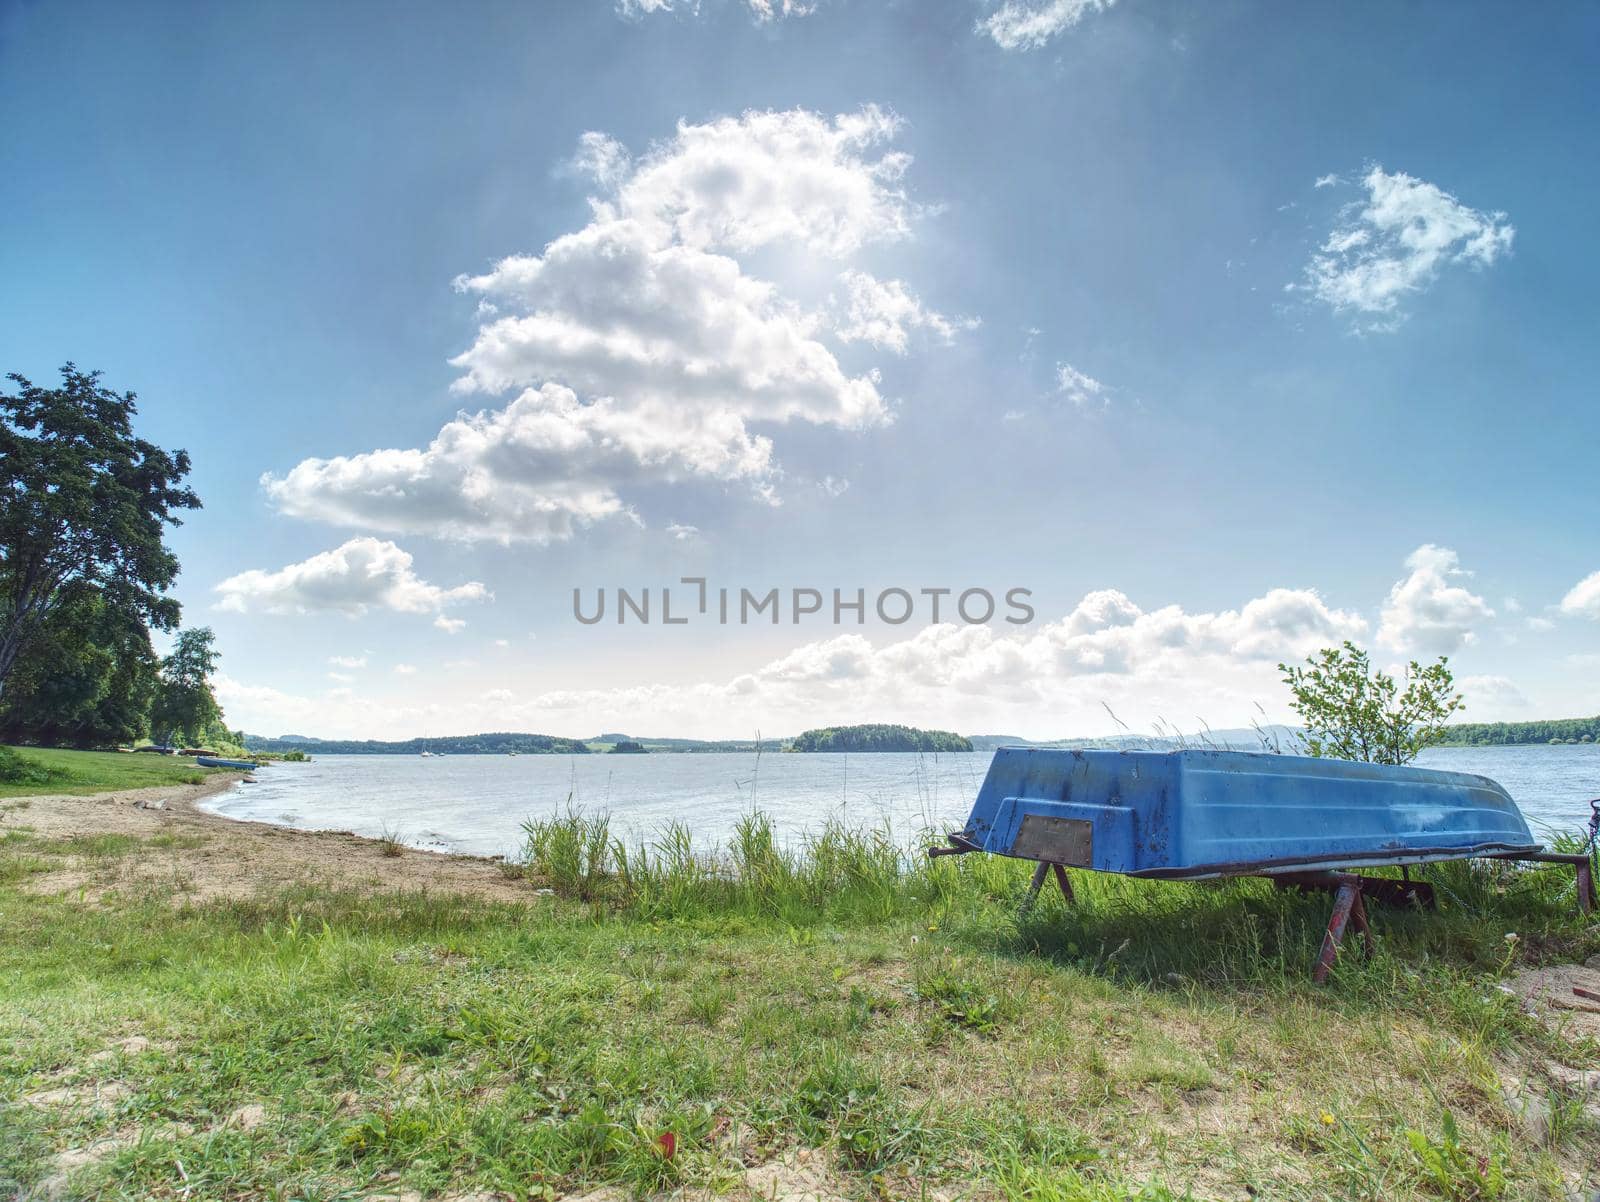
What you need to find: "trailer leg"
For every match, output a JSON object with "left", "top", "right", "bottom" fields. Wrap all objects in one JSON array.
[
  {"left": 1020, "top": 861, "right": 1050, "bottom": 916},
  {"left": 1350, "top": 888, "right": 1375, "bottom": 960},
  {"left": 1020, "top": 862, "right": 1075, "bottom": 916},
  {"left": 1313, "top": 876, "right": 1362, "bottom": 984},
  {"left": 1052, "top": 863, "right": 1076, "bottom": 906}
]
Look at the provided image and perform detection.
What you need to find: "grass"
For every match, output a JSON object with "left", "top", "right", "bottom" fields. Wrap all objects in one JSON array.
[
  {"left": 1, "top": 808, "right": 1597, "bottom": 1201},
  {"left": 376, "top": 822, "right": 408, "bottom": 858},
  {"left": 0, "top": 745, "right": 219, "bottom": 799}
]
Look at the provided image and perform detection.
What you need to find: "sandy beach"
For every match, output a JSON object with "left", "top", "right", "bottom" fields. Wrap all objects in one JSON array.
[{"left": 3, "top": 773, "right": 536, "bottom": 905}]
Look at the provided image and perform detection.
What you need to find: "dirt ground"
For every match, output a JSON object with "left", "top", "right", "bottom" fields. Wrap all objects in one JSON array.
[{"left": 2, "top": 774, "right": 539, "bottom": 904}]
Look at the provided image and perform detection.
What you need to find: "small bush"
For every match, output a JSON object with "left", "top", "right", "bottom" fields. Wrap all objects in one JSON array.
[
  {"left": 1405, "top": 1110, "right": 1506, "bottom": 1200},
  {"left": 0, "top": 747, "right": 71, "bottom": 787},
  {"left": 376, "top": 823, "right": 407, "bottom": 857},
  {"left": 913, "top": 958, "right": 1014, "bottom": 1033}
]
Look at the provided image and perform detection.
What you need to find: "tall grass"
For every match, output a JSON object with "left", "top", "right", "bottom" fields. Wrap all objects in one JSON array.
[
  {"left": 520, "top": 806, "right": 998, "bottom": 923},
  {"left": 519, "top": 805, "right": 1599, "bottom": 993}
]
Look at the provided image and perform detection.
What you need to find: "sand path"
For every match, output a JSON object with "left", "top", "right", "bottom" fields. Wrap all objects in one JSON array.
[{"left": 3, "top": 773, "right": 536, "bottom": 904}]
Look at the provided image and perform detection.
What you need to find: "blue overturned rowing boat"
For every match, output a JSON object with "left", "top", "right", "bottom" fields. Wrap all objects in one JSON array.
[
  {"left": 931, "top": 748, "right": 1598, "bottom": 980},
  {"left": 195, "top": 756, "right": 260, "bottom": 771}
]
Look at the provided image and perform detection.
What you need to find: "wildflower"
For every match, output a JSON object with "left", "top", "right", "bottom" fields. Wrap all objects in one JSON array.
[
  {"left": 1320, "top": 1111, "right": 1336, "bottom": 1126},
  {"left": 1503, "top": 932, "right": 1518, "bottom": 941}
]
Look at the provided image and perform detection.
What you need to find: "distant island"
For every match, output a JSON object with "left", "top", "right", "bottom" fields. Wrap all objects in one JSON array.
[
  {"left": 790, "top": 724, "right": 973, "bottom": 753},
  {"left": 1435, "top": 716, "right": 1600, "bottom": 747}
]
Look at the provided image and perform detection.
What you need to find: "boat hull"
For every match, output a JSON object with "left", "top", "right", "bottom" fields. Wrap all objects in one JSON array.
[
  {"left": 953, "top": 748, "right": 1539, "bottom": 879},
  {"left": 195, "top": 756, "right": 259, "bottom": 770}
]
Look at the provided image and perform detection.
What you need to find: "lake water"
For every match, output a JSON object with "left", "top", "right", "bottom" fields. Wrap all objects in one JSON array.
[{"left": 201, "top": 743, "right": 1600, "bottom": 860}]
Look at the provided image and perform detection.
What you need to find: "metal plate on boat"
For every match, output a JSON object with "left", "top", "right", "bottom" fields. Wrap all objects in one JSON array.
[{"left": 1011, "top": 814, "right": 1093, "bottom": 866}]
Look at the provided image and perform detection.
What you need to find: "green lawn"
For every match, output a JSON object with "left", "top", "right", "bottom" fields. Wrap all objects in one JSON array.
[
  {"left": 1, "top": 813, "right": 1597, "bottom": 1200},
  {"left": 0, "top": 745, "right": 221, "bottom": 799}
]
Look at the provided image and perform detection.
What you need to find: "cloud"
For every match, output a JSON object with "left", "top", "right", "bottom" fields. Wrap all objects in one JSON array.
[
  {"left": 568, "top": 131, "right": 630, "bottom": 190},
  {"left": 617, "top": 0, "right": 686, "bottom": 15},
  {"left": 527, "top": 583, "right": 1363, "bottom": 730},
  {"left": 1459, "top": 674, "right": 1529, "bottom": 713},
  {"left": 978, "top": 0, "right": 1115, "bottom": 50},
  {"left": 1296, "top": 166, "right": 1513, "bottom": 328},
  {"left": 1313, "top": 173, "right": 1341, "bottom": 189},
  {"left": 265, "top": 382, "right": 772, "bottom": 543},
  {"left": 666, "top": 523, "right": 700, "bottom": 541},
  {"left": 1377, "top": 545, "right": 1494, "bottom": 655},
  {"left": 328, "top": 655, "right": 367, "bottom": 669},
  {"left": 1056, "top": 362, "right": 1106, "bottom": 409},
  {"left": 832, "top": 270, "right": 974, "bottom": 353},
  {"left": 434, "top": 615, "right": 467, "bottom": 634},
  {"left": 218, "top": 580, "right": 1367, "bottom": 741},
  {"left": 1560, "top": 570, "right": 1600, "bottom": 620},
  {"left": 600, "top": 105, "right": 914, "bottom": 257},
  {"left": 214, "top": 538, "right": 489, "bottom": 619},
  {"left": 745, "top": 0, "right": 815, "bottom": 19},
  {"left": 617, "top": 0, "right": 813, "bottom": 21},
  {"left": 393, "top": 664, "right": 417, "bottom": 675},
  {"left": 266, "top": 107, "right": 930, "bottom": 543}
]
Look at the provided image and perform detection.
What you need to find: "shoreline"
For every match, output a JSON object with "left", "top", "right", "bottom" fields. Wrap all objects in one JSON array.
[{"left": 3, "top": 773, "right": 536, "bottom": 904}]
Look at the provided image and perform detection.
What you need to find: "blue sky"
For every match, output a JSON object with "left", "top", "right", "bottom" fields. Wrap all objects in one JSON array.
[{"left": 3, "top": 0, "right": 1597, "bottom": 739}]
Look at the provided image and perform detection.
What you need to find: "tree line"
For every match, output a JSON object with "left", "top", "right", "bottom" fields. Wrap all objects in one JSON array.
[
  {"left": 244, "top": 732, "right": 593, "bottom": 756},
  {"left": 790, "top": 724, "right": 974, "bottom": 753},
  {"left": 1434, "top": 717, "right": 1600, "bottom": 746},
  {"left": 0, "top": 366, "right": 232, "bottom": 751}
]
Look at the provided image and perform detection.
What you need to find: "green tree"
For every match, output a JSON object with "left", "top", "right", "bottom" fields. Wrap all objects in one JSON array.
[
  {"left": 0, "top": 584, "right": 159, "bottom": 748},
  {"left": 152, "top": 627, "right": 222, "bottom": 747},
  {"left": 1278, "top": 641, "right": 1463, "bottom": 765},
  {"left": 0, "top": 365, "right": 200, "bottom": 701}
]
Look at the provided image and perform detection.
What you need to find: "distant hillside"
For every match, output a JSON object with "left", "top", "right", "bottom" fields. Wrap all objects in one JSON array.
[
  {"left": 243, "top": 732, "right": 591, "bottom": 755},
  {"left": 1436, "top": 716, "right": 1600, "bottom": 747},
  {"left": 791, "top": 724, "right": 973, "bottom": 753}
]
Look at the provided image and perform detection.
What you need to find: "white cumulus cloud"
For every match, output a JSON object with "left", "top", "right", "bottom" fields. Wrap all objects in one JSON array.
[
  {"left": 1056, "top": 362, "right": 1106, "bottom": 409},
  {"left": 978, "top": 0, "right": 1116, "bottom": 50},
  {"left": 617, "top": 0, "right": 814, "bottom": 22},
  {"left": 1560, "top": 570, "right": 1600, "bottom": 620},
  {"left": 214, "top": 538, "right": 489, "bottom": 620},
  {"left": 1297, "top": 166, "right": 1514, "bottom": 329},
  {"left": 833, "top": 270, "right": 973, "bottom": 353},
  {"left": 265, "top": 107, "right": 932, "bottom": 543},
  {"left": 216, "top": 579, "right": 1367, "bottom": 741},
  {"left": 1377, "top": 544, "right": 1494, "bottom": 655},
  {"left": 1459, "top": 674, "right": 1529, "bottom": 714}
]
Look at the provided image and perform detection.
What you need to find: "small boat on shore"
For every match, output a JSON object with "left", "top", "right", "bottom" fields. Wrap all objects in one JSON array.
[
  {"left": 196, "top": 756, "right": 261, "bottom": 771},
  {"left": 939, "top": 748, "right": 1540, "bottom": 878},
  {"left": 932, "top": 748, "right": 1594, "bottom": 980}
]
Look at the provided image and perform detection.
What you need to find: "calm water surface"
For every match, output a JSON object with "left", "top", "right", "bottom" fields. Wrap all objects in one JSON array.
[{"left": 201, "top": 743, "right": 1600, "bottom": 859}]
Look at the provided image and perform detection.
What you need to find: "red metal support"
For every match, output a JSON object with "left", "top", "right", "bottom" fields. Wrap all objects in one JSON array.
[
  {"left": 1052, "top": 863, "right": 1076, "bottom": 906},
  {"left": 1577, "top": 858, "right": 1596, "bottom": 915},
  {"left": 1021, "top": 861, "right": 1076, "bottom": 915},
  {"left": 1313, "top": 875, "right": 1362, "bottom": 984}
]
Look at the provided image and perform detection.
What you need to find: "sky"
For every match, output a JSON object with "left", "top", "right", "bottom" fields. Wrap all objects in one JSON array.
[{"left": 3, "top": 0, "right": 1598, "bottom": 741}]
